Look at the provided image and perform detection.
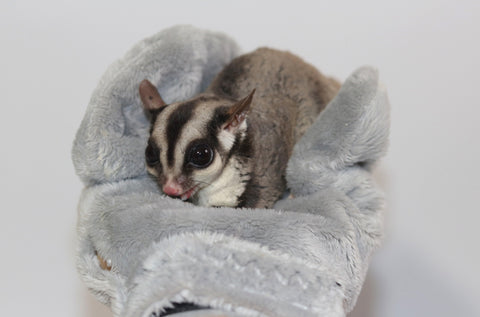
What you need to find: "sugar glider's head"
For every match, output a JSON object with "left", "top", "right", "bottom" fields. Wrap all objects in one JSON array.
[{"left": 139, "top": 79, "right": 255, "bottom": 203}]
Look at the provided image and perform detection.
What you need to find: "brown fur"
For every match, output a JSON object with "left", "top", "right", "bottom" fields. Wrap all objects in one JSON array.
[
  {"left": 206, "top": 48, "right": 340, "bottom": 207},
  {"left": 140, "top": 48, "right": 340, "bottom": 208}
]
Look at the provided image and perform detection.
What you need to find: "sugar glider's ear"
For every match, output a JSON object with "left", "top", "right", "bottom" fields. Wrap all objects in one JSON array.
[
  {"left": 223, "top": 89, "right": 255, "bottom": 132},
  {"left": 139, "top": 79, "right": 167, "bottom": 111}
]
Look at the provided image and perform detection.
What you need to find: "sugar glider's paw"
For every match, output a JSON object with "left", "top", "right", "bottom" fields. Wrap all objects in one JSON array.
[{"left": 95, "top": 250, "right": 112, "bottom": 271}]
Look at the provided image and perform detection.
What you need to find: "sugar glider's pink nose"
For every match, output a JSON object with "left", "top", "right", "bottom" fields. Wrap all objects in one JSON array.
[{"left": 162, "top": 180, "right": 183, "bottom": 197}]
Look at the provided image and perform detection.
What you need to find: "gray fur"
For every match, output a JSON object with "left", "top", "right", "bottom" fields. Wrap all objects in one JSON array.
[
  {"left": 207, "top": 48, "right": 341, "bottom": 208},
  {"left": 144, "top": 48, "right": 340, "bottom": 208},
  {"left": 73, "top": 26, "right": 389, "bottom": 316}
]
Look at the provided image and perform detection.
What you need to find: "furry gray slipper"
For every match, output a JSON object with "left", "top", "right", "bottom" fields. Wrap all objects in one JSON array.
[{"left": 73, "top": 25, "right": 389, "bottom": 317}]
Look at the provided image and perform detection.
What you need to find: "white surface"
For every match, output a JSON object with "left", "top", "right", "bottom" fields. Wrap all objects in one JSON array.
[{"left": 1, "top": 1, "right": 479, "bottom": 316}]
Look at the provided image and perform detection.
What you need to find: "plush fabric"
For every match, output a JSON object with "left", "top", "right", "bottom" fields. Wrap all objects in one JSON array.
[{"left": 73, "top": 25, "right": 390, "bottom": 317}]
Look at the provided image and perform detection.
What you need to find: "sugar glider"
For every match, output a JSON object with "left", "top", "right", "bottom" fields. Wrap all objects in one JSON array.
[{"left": 139, "top": 48, "right": 340, "bottom": 208}]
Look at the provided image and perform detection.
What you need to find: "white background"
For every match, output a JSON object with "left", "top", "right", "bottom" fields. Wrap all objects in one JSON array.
[{"left": 1, "top": 1, "right": 479, "bottom": 316}]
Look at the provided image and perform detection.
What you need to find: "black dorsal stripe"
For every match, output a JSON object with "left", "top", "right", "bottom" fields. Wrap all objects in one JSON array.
[{"left": 166, "top": 101, "right": 198, "bottom": 167}]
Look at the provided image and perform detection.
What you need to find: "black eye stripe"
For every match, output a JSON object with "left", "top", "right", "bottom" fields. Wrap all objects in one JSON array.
[
  {"left": 145, "top": 139, "right": 161, "bottom": 166},
  {"left": 166, "top": 101, "right": 198, "bottom": 168}
]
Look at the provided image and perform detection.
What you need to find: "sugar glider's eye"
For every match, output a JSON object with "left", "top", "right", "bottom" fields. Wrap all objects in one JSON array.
[
  {"left": 145, "top": 140, "right": 160, "bottom": 166},
  {"left": 187, "top": 143, "right": 214, "bottom": 168}
]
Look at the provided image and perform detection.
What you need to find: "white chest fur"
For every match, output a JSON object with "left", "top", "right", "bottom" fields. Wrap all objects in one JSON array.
[{"left": 194, "top": 158, "right": 249, "bottom": 207}]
